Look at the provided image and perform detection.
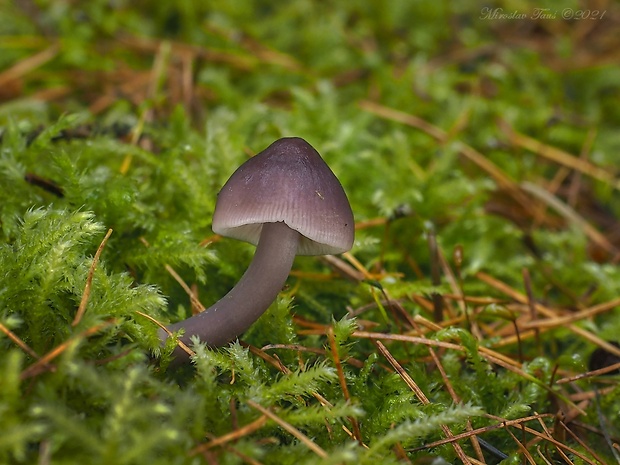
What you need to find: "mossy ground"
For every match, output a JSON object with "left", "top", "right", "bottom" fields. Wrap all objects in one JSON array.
[{"left": 1, "top": 1, "right": 620, "bottom": 464}]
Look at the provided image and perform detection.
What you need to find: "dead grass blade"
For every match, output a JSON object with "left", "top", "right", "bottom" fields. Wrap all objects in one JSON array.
[
  {"left": 354, "top": 330, "right": 583, "bottom": 414},
  {"left": 484, "top": 414, "right": 601, "bottom": 465},
  {"left": 242, "top": 342, "right": 334, "bottom": 409},
  {"left": 138, "top": 235, "right": 206, "bottom": 316},
  {"left": 476, "top": 272, "right": 620, "bottom": 360},
  {"left": 135, "top": 311, "right": 195, "bottom": 358},
  {"left": 408, "top": 413, "right": 551, "bottom": 451},
  {"left": 537, "top": 415, "right": 573, "bottom": 464},
  {"left": 0, "top": 321, "right": 40, "bottom": 359},
  {"left": 246, "top": 400, "right": 328, "bottom": 459},
  {"left": 358, "top": 100, "right": 531, "bottom": 209},
  {"left": 327, "top": 327, "right": 363, "bottom": 444},
  {"left": 520, "top": 181, "right": 617, "bottom": 255},
  {"left": 218, "top": 443, "right": 265, "bottom": 465},
  {"left": 245, "top": 342, "right": 365, "bottom": 444},
  {"left": 0, "top": 43, "right": 59, "bottom": 88},
  {"left": 500, "top": 120, "right": 620, "bottom": 190},
  {"left": 189, "top": 415, "right": 268, "bottom": 455},
  {"left": 341, "top": 251, "right": 374, "bottom": 280},
  {"left": 164, "top": 264, "right": 206, "bottom": 315},
  {"left": 522, "top": 268, "right": 542, "bottom": 356},
  {"left": 20, "top": 319, "right": 116, "bottom": 380},
  {"left": 557, "top": 420, "right": 609, "bottom": 465},
  {"left": 320, "top": 254, "right": 366, "bottom": 281},
  {"left": 557, "top": 362, "right": 620, "bottom": 384},
  {"left": 411, "top": 318, "right": 485, "bottom": 462},
  {"left": 521, "top": 297, "right": 620, "bottom": 331},
  {"left": 72, "top": 228, "right": 113, "bottom": 326},
  {"left": 374, "top": 340, "right": 474, "bottom": 464}
]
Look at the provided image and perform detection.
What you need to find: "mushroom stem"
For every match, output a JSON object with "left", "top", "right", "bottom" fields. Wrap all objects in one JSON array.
[{"left": 160, "top": 221, "right": 300, "bottom": 360}]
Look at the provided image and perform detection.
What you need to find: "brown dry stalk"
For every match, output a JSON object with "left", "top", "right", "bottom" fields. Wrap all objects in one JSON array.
[
  {"left": 374, "top": 340, "right": 474, "bottom": 464},
  {"left": 520, "top": 181, "right": 617, "bottom": 255},
  {"left": 412, "top": 319, "right": 485, "bottom": 462},
  {"left": 358, "top": 100, "right": 531, "bottom": 209},
  {"left": 0, "top": 44, "right": 59, "bottom": 87},
  {"left": 438, "top": 245, "right": 468, "bottom": 324},
  {"left": 260, "top": 343, "right": 365, "bottom": 369},
  {"left": 504, "top": 427, "right": 537, "bottom": 464},
  {"left": 320, "top": 254, "right": 366, "bottom": 281},
  {"left": 246, "top": 400, "right": 328, "bottom": 459},
  {"left": 118, "top": 42, "right": 167, "bottom": 172},
  {"left": 354, "top": 217, "right": 388, "bottom": 229},
  {"left": 20, "top": 320, "right": 116, "bottom": 380},
  {"left": 355, "top": 331, "right": 464, "bottom": 357},
  {"left": 568, "top": 386, "right": 615, "bottom": 402},
  {"left": 355, "top": 331, "right": 583, "bottom": 414},
  {"left": 72, "top": 228, "right": 113, "bottom": 326},
  {"left": 140, "top": 233, "right": 207, "bottom": 316},
  {"left": 353, "top": 330, "right": 520, "bottom": 368},
  {"left": 341, "top": 251, "right": 374, "bottom": 280},
  {"left": 520, "top": 297, "right": 620, "bottom": 330},
  {"left": 119, "top": 34, "right": 297, "bottom": 73},
  {"left": 189, "top": 415, "right": 268, "bottom": 455},
  {"left": 134, "top": 311, "right": 195, "bottom": 357},
  {"left": 359, "top": 100, "right": 446, "bottom": 140},
  {"left": 557, "top": 362, "right": 620, "bottom": 384},
  {"left": 500, "top": 119, "right": 620, "bottom": 190},
  {"left": 522, "top": 268, "right": 542, "bottom": 355},
  {"left": 164, "top": 264, "right": 205, "bottom": 315},
  {"left": 427, "top": 231, "right": 444, "bottom": 323},
  {"left": 0, "top": 321, "right": 40, "bottom": 359},
  {"left": 243, "top": 342, "right": 292, "bottom": 376},
  {"left": 427, "top": 412, "right": 604, "bottom": 465},
  {"left": 89, "top": 70, "right": 152, "bottom": 114},
  {"left": 568, "top": 128, "right": 598, "bottom": 207},
  {"left": 537, "top": 415, "right": 573, "bottom": 464},
  {"left": 476, "top": 271, "right": 620, "bottom": 360},
  {"left": 374, "top": 340, "right": 428, "bottom": 402},
  {"left": 242, "top": 342, "right": 334, "bottom": 409},
  {"left": 557, "top": 420, "right": 606, "bottom": 465},
  {"left": 502, "top": 420, "right": 600, "bottom": 465},
  {"left": 260, "top": 343, "right": 325, "bottom": 355},
  {"left": 327, "top": 327, "right": 363, "bottom": 444},
  {"left": 409, "top": 413, "right": 551, "bottom": 452},
  {"left": 219, "top": 443, "right": 265, "bottom": 465}
]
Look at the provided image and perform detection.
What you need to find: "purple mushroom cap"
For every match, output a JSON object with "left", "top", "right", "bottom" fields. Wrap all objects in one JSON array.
[{"left": 212, "top": 137, "right": 354, "bottom": 255}]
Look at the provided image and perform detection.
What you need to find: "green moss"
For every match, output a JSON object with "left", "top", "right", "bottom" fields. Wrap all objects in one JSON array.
[{"left": 1, "top": 0, "right": 619, "bottom": 463}]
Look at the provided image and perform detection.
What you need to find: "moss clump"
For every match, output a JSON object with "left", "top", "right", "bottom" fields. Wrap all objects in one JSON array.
[{"left": 2, "top": 1, "right": 620, "bottom": 463}]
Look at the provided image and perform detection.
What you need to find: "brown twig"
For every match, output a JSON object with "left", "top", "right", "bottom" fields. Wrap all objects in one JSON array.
[
  {"left": 409, "top": 413, "right": 551, "bottom": 451},
  {"left": 246, "top": 400, "right": 328, "bottom": 459},
  {"left": 427, "top": 231, "right": 444, "bottom": 323},
  {"left": 374, "top": 340, "right": 474, "bottom": 464},
  {"left": 134, "top": 311, "right": 195, "bottom": 357},
  {"left": 476, "top": 271, "right": 620, "bottom": 360},
  {"left": 500, "top": 119, "right": 620, "bottom": 190},
  {"left": 327, "top": 327, "right": 363, "bottom": 445},
  {"left": 21, "top": 320, "right": 116, "bottom": 380},
  {"left": 358, "top": 100, "right": 531, "bottom": 210},
  {"left": 189, "top": 415, "right": 268, "bottom": 455},
  {"left": 72, "top": 228, "right": 113, "bottom": 326},
  {"left": 0, "top": 322, "right": 40, "bottom": 359},
  {"left": 0, "top": 44, "right": 59, "bottom": 88},
  {"left": 242, "top": 342, "right": 333, "bottom": 408},
  {"left": 522, "top": 268, "right": 541, "bottom": 355},
  {"left": 164, "top": 264, "right": 206, "bottom": 315},
  {"left": 353, "top": 330, "right": 583, "bottom": 414}
]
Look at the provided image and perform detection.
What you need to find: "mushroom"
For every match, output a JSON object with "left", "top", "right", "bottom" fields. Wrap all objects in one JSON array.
[{"left": 160, "top": 137, "right": 354, "bottom": 361}]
